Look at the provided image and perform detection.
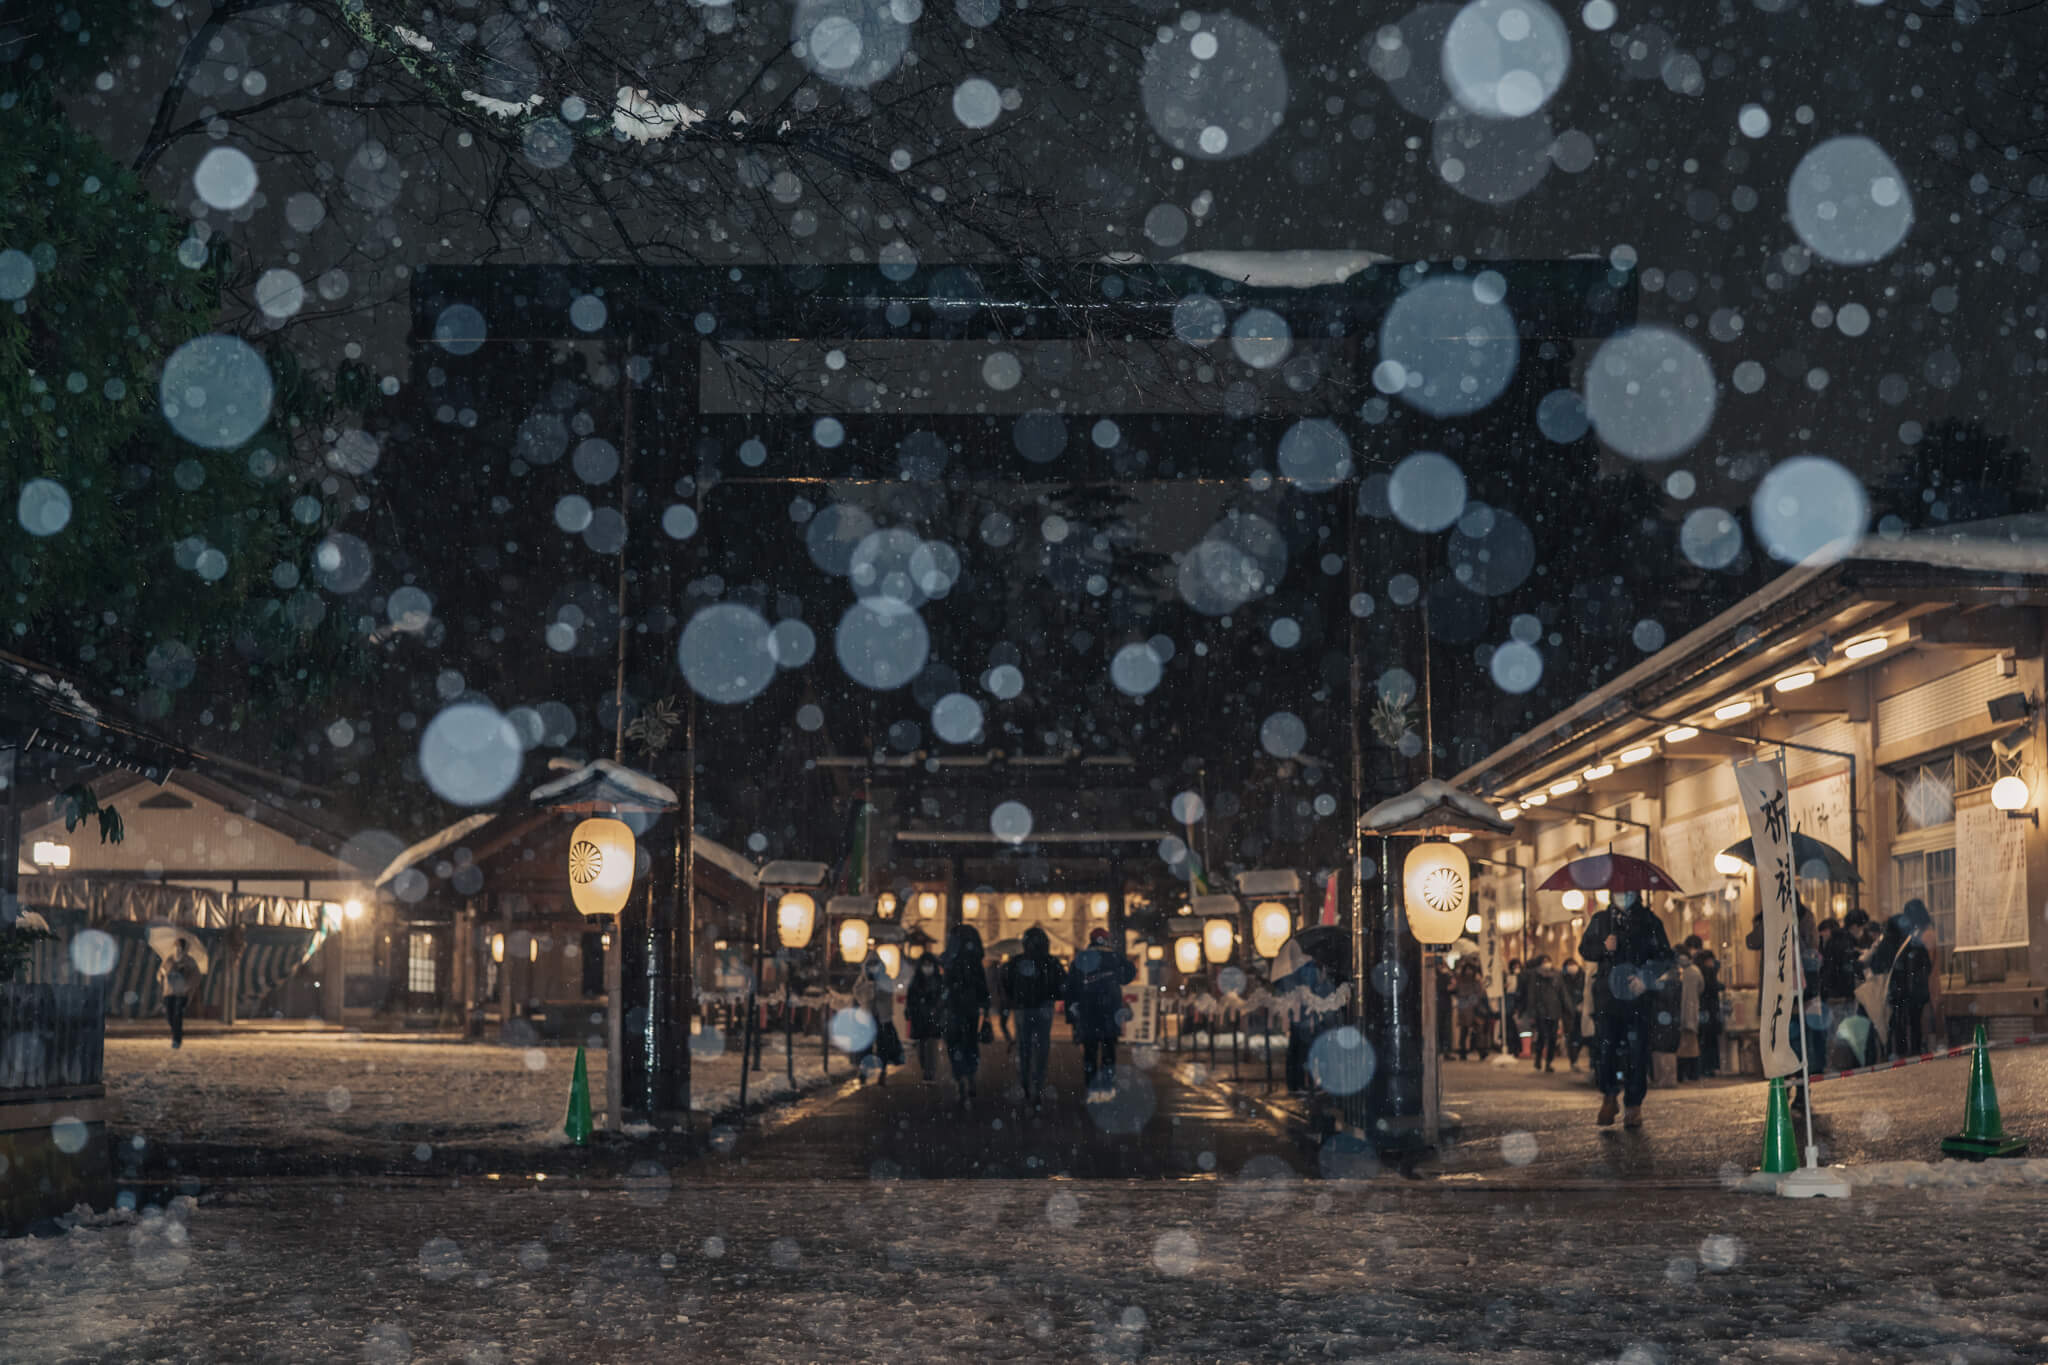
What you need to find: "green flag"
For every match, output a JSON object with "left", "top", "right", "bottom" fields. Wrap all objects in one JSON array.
[{"left": 846, "top": 798, "right": 871, "bottom": 894}]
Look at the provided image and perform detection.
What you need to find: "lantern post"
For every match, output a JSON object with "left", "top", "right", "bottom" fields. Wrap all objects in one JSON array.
[{"left": 1356, "top": 780, "right": 1513, "bottom": 1162}]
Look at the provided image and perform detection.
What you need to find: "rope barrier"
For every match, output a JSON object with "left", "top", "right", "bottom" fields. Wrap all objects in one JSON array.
[{"left": 1800, "top": 1033, "right": 2043, "bottom": 1085}]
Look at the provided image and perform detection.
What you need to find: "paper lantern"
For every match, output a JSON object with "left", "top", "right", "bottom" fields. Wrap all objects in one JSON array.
[
  {"left": 1560, "top": 889, "right": 1586, "bottom": 912},
  {"left": 877, "top": 893, "right": 897, "bottom": 918},
  {"left": 918, "top": 892, "right": 939, "bottom": 919},
  {"left": 1402, "top": 842, "right": 1470, "bottom": 945},
  {"left": 1174, "top": 937, "right": 1202, "bottom": 973},
  {"left": 1004, "top": 895, "right": 1024, "bottom": 920},
  {"left": 1496, "top": 905, "right": 1526, "bottom": 934},
  {"left": 963, "top": 894, "right": 981, "bottom": 917},
  {"left": 490, "top": 933, "right": 505, "bottom": 964},
  {"left": 1713, "top": 852, "right": 1745, "bottom": 876},
  {"left": 1090, "top": 894, "right": 1109, "bottom": 919},
  {"left": 838, "top": 917, "right": 870, "bottom": 964},
  {"left": 567, "top": 818, "right": 636, "bottom": 918},
  {"left": 1464, "top": 913, "right": 1484, "bottom": 935},
  {"left": 1202, "top": 917, "right": 1235, "bottom": 965},
  {"left": 875, "top": 943, "right": 902, "bottom": 975},
  {"left": 1047, "top": 894, "right": 1068, "bottom": 919},
  {"left": 776, "top": 892, "right": 817, "bottom": 949},
  {"left": 1251, "top": 901, "right": 1292, "bottom": 959}
]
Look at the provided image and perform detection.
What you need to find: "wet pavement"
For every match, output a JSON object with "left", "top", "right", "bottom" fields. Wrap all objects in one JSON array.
[{"left": 710, "top": 1040, "right": 1299, "bottom": 1181}]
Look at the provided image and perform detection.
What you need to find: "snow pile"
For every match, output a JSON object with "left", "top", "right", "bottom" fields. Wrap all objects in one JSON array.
[
  {"left": 613, "top": 86, "right": 708, "bottom": 143},
  {"left": 1361, "top": 778, "right": 1513, "bottom": 834},
  {"left": 1730, "top": 1158, "right": 2048, "bottom": 1195}
]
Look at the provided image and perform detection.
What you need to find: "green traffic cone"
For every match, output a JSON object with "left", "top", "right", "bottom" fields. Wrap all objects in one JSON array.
[
  {"left": 1761, "top": 1077, "right": 1798, "bottom": 1174},
  {"left": 1940, "top": 1025, "right": 2027, "bottom": 1160},
  {"left": 564, "top": 1045, "right": 593, "bottom": 1146}
]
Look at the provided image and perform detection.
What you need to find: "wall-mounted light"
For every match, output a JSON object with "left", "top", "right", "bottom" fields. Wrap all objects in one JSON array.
[
  {"left": 1844, "top": 636, "right": 1889, "bottom": 661},
  {"left": 1775, "top": 671, "right": 1816, "bottom": 693},
  {"left": 1713, "top": 852, "right": 1747, "bottom": 876},
  {"left": 29, "top": 840, "right": 71, "bottom": 868},
  {"left": 1174, "top": 937, "right": 1202, "bottom": 973},
  {"left": 1521, "top": 792, "right": 1548, "bottom": 808},
  {"left": 963, "top": 894, "right": 981, "bottom": 917},
  {"left": 344, "top": 899, "right": 365, "bottom": 921},
  {"left": 1498, "top": 804, "right": 1520, "bottom": 821},
  {"left": 1464, "top": 913, "right": 1484, "bottom": 936},
  {"left": 1583, "top": 763, "right": 1614, "bottom": 782},
  {"left": 1714, "top": 700, "right": 1754, "bottom": 721},
  {"left": 918, "top": 892, "right": 939, "bottom": 919},
  {"left": 1664, "top": 726, "right": 1699, "bottom": 743},
  {"left": 876, "top": 893, "right": 897, "bottom": 919},
  {"left": 1548, "top": 777, "right": 1580, "bottom": 797},
  {"left": 1146, "top": 944, "right": 1166, "bottom": 961},
  {"left": 1047, "top": 894, "right": 1068, "bottom": 919},
  {"left": 1004, "top": 895, "right": 1024, "bottom": 920},
  {"left": 1090, "top": 894, "right": 1109, "bottom": 919},
  {"left": 1992, "top": 775, "right": 2037, "bottom": 826},
  {"left": 528, "top": 937, "right": 539, "bottom": 963},
  {"left": 1560, "top": 889, "right": 1586, "bottom": 912},
  {"left": 1619, "top": 744, "right": 1655, "bottom": 765},
  {"left": 1448, "top": 831, "right": 1473, "bottom": 844}
]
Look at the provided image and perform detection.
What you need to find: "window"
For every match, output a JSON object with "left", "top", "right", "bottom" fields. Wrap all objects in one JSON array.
[
  {"left": 1892, "top": 847, "right": 2020, "bottom": 985},
  {"left": 407, "top": 932, "right": 437, "bottom": 995},
  {"left": 1891, "top": 742, "right": 2023, "bottom": 832}
]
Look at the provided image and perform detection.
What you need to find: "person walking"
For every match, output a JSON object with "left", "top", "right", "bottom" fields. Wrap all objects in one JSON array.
[
  {"left": 1817, "top": 908, "right": 1869, "bottom": 1069},
  {"left": 1521, "top": 955, "right": 1567, "bottom": 1072},
  {"left": 1886, "top": 913, "right": 1935, "bottom": 1060},
  {"left": 1694, "top": 950, "right": 1723, "bottom": 1077},
  {"left": 1502, "top": 958, "right": 1524, "bottom": 1059},
  {"left": 1065, "top": 926, "right": 1136, "bottom": 1095},
  {"left": 905, "top": 952, "right": 946, "bottom": 1083},
  {"left": 1559, "top": 958, "right": 1588, "bottom": 1070},
  {"left": 942, "top": 925, "right": 993, "bottom": 1110},
  {"left": 1675, "top": 947, "right": 1704, "bottom": 1082},
  {"left": 159, "top": 937, "right": 202, "bottom": 1050},
  {"left": 1453, "top": 959, "right": 1487, "bottom": 1059},
  {"left": 1001, "top": 925, "right": 1064, "bottom": 1109},
  {"left": 1579, "top": 890, "right": 1675, "bottom": 1129},
  {"left": 853, "top": 952, "right": 900, "bottom": 1086},
  {"left": 1434, "top": 961, "right": 1456, "bottom": 1059}
]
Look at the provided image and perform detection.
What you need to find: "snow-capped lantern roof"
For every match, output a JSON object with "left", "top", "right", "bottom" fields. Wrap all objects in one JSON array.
[
  {"left": 528, "top": 759, "right": 678, "bottom": 812},
  {"left": 1361, "top": 779, "right": 1514, "bottom": 839}
]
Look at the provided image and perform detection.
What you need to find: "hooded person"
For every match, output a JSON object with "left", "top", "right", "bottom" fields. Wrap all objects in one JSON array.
[
  {"left": 1000, "top": 925, "right": 1065, "bottom": 1108},
  {"left": 1558, "top": 959, "right": 1588, "bottom": 1069},
  {"left": 905, "top": 950, "right": 947, "bottom": 1082},
  {"left": 1579, "top": 890, "right": 1676, "bottom": 1129},
  {"left": 941, "top": 924, "right": 993, "bottom": 1110},
  {"left": 1065, "top": 926, "right": 1137, "bottom": 1095}
]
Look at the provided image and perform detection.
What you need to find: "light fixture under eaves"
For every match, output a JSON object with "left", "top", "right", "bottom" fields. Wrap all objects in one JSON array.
[
  {"left": 1498, "top": 804, "right": 1520, "bottom": 821},
  {"left": 1775, "top": 671, "right": 1816, "bottom": 693},
  {"left": 1521, "top": 792, "right": 1548, "bottom": 807},
  {"left": 1714, "top": 700, "right": 1754, "bottom": 721},
  {"left": 1664, "top": 726, "right": 1699, "bottom": 743},
  {"left": 1582, "top": 763, "right": 1614, "bottom": 782},
  {"left": 1548, "top": 777, "right": 1581, "bottom": 797},
  {"left": 1619, "top": 744, "right": 1655, "bottom": 765},
  {"left": 1844, "top": 636, "right": 1889, "bottom": 660}
]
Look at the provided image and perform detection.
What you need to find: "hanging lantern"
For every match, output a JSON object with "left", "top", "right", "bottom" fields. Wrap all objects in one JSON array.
[
  {"left": 838, "top": 917, "right": 870, "bottom": 965},
  {"left": 875, "top": 942, "right": 902, "bottom": 976},
  {"left": 1560, "top": 889, "right": 1586, "bottom": 913},
  {"left": 567, "top": 818, "right": 636, "bottom": 918},
  {"left": 1464, "top": 913, "right": 1484, "bottom": 936},
  {"left": 1174, "top": 936, "right": 1203, "bottom": 973},
  {"left": 1004, "top": 895, "right": 1024, "bottom": 920},
  {"left": 1090, "top": 894, "right": 1109, "bottom": 919},
  {"left": 1402, "top": 842, "right": 1470, "bottom": 945},
  {"left": 1496, "top": 905, "right": 1526, "bottom": 934},
  {"left": 1047, "top": 894, "right": 1068, "bottom": 919},
  {"left": 963, "top": 894, "right": 981, "bottom": 917},
  {"left": 1202, "top": 917, "right": 1235, "bottom": 965},
  {"left": 877, "top": 893, "right": 897, "bottom": 919},
  {"left": 918, "top": 892, "right": 939, "bottom": 919},
  {"left": 776, "top": 892, "right": 817, "bottom": 949},
  {"left": 1251, "top": 901, "right": 1292, "bottom": 959},
  {"left": 490, "top": 933, "right": 505, "bottom": 964}
]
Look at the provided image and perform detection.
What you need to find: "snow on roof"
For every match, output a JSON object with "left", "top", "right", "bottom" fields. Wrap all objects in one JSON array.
[
  {"left": 692, "top": 833, "right": 759, "bottom": 888},
  {"left": 1361, "top": 779, "right": 1514, "bottom": 835},
  {"left": 1169, "top": 249, "right": 1392, "bottom": 288},
  {"left": 528, "top": 759, "right": 678, "bottom": 810},
  {"left": 374, "top": 813, "right": 496, "bottom": 888},
  {"left": 757, "top": 859, "right": 831, "bottom": 887},
  {"left": 1237, "top": 869, "right": 1302, "bottom": 897},
  {"left": 1851, "top": 514, "right": 2048, "bottom": 575}
]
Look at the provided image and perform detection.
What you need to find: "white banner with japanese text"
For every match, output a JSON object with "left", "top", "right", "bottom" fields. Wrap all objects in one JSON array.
[
  {"left": 1736, "top": 756, "right": 1804, "bottom": 1078},
  {"left": 1955, "top": 803, "right": 2030, "bottom": 951}
]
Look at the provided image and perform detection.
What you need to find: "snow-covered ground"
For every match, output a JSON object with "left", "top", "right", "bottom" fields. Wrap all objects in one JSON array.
[
  {"left": 6, "top": 1177, "right": 2045, "bottom": 1363},
  {"left": 103, "top": 1035, "right": 840, "bottom": 1156}
]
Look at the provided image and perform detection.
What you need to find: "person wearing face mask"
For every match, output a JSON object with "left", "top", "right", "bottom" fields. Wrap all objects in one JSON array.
[
  {"left": 905, "top": 950, "right": 946, "bottom": 1083},
  {"left": 1578, "top": 890, "right": 1676, "bottom": 1130}
]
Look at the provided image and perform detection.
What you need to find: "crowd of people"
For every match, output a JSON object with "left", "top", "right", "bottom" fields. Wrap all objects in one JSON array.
[
  {"left": 859, "top": 923, "right": 1137, "bottom": 1112},
  {"left": 1426, "top": 893, "right": 1941, "bottom": 1132}
]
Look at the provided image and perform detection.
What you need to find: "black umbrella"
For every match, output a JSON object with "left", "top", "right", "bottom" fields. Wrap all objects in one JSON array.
[
  {"left": 1270, "top": 924, "right": 1350, "bottom": 981},
  {"left": 1718, "top": 833, "right": 1860, "bottom": 884}
]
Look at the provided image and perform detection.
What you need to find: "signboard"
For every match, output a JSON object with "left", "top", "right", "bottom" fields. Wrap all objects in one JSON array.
[
  {"left": 1955, "top": 804, "right": 2029, "bottom": 951},
  {"left": 1735, "top": 756, "right": 1804, "bottom": 1079},
  {"left": 1662, "top": 802, "right": 1750, "bottom": 897},
  {"left": 1124, "top": 981, "right": 1159, "bottom": 1045}
]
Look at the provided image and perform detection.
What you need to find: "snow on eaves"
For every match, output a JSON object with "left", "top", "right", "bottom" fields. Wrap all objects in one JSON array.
[
  {"left": 692, "top": 833, "right": 758, "bottom": 888},
  {"left": 373, "top": 812, "right": 496, "bottom": 889},
  {"left": 528, "top": 758, "right": 678, "bottom": 809},
  {"left": 613, "top": 86, "right": 707, "bottom": 143},
  {"left": 1361, "top": 778, "right": 1513, "bottom": 834},
  {"left": 1852, "top": 513, "right": 2048, "bottom": 576},
  {"left": 1169, "top": 249, "right": 1393, "bottom": 288},
  {"left": 392, "top": 25, "right": 434, "bottom": 53}
]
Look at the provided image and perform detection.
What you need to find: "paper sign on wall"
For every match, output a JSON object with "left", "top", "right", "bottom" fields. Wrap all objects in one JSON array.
[{"left": 1955, "top": 804, "right": 2029, "bottom": 952}]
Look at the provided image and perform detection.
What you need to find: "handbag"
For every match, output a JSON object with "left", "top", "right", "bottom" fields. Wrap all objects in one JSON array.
[{"left": 979, "top": 1018, "right": 995, "bottom": 1046}]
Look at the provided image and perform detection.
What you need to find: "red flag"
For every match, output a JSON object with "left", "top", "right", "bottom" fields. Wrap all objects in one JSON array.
[{"left": 1319, "top": 871, "right": 1340, "bottom": 926}]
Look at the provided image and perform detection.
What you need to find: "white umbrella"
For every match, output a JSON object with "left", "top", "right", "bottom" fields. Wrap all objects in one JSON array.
[{"left": 146, "top": 923, "right": 210, "bottom": 975}]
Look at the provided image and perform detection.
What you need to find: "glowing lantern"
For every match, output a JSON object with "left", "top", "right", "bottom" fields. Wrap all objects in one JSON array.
[
  {"left": 1174, "top": 937, "right": 1203, "bottom": 973},
  {"left": 1464, "top": 913, "right": 1484, "bottom": 935},
  {"left": 1048, "top": 894, "right": 1068, "bottom": 919},
  {"left": 567, "top": 818, "right": 636, "bottom": 918},
  {"left": 1402, "top": 842, "right": 1470, "bottom": 945},
  {"left": 491, "top": 933, "right": 505, "bottom": 964},
  {"left": 875, "top": 942, "right": 902, "bottom": 975},
  {"left": 1090, "top": 894, "right": 1109, "bottom": 919},
  {"left": 1004, "top": 895, "right": 1024, "bottom": 920},
  {"left": 1713, "top": 852, "right": 1746, "bottom": 876},
  {"left": 1202, "top": 917, "right": 1234, "bottom": 965},
  {"left": 776, "top": 892, "right": 817, "bottom": 949},
  {"left": 1560, "top": 889, "right": 1586, "bottom": 912},
  {"left": 1496, "top": 905, "right": 1526, "bottom": 934},
  {"left": 838, "top": 917, "right": 870, "bottom": 965},
  {"left": 963, "top": 894, "right": 981, "bottom": 917},
  {"left": 877, "top": 893, "right": 897, "bottom": 918},
  {"left": 918, "top": 892, "right": 939, "bottom": 919},
  {"left": 1251, "top": 901, "right": 1292, "bottom": 959},
  {"left": 1146, "top": 944, "right": 1165, "bottom": 961}
]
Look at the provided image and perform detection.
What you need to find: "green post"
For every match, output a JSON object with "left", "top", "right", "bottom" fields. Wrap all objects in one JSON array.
[{"left": 1761, "top": 1077, "right": 1798, "bottom": 1174}]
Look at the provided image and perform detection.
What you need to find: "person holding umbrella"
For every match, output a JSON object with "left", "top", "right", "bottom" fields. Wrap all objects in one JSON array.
[
  {"left": 1578, "top": 890, "right": 1675, "bottom": 1129},
  {"left": 159, "top": 936, "right": 203, "bottom": 1049}
]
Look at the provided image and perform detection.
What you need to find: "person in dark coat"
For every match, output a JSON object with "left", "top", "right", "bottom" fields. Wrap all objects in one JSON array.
[
  {"left": 1434, "top": 962, "right": 1456, "bottom": 1059},
  {"left": 1520, "top": 955, "right": 1569, "bottom": 1072},
  {"left": 1695, "top": 951, "right": 1724, "bottom": 1078},
  {"left": 1065, "top": 926, "right": 1137, "bottom": 1094},
  {"left": 904, "top": 953, "right": 946, "bottom": 1082},
  {"left": 1579, "top": 891, "right": 1675, "bottom": 1129},
  {"left": 1001, "top": 925, "right": 1065, "bottom": 1108},
  {"left": 1881, "top": 899, "right": 1937, "bottom": 1059},
  {"left": 1453, "top": 959, "right": 1489, "bottom": 1059},
  {"left": 1558, "top": 959, "right": 1588, "bottom": 1070},
  {"left": 941, "top": 925, "right": 992, "bottom": 1109}
]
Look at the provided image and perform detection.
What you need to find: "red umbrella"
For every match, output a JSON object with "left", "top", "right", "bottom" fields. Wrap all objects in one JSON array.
[{"left": 1538, "top": 852, "right": 1684, "bottom": 895}]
